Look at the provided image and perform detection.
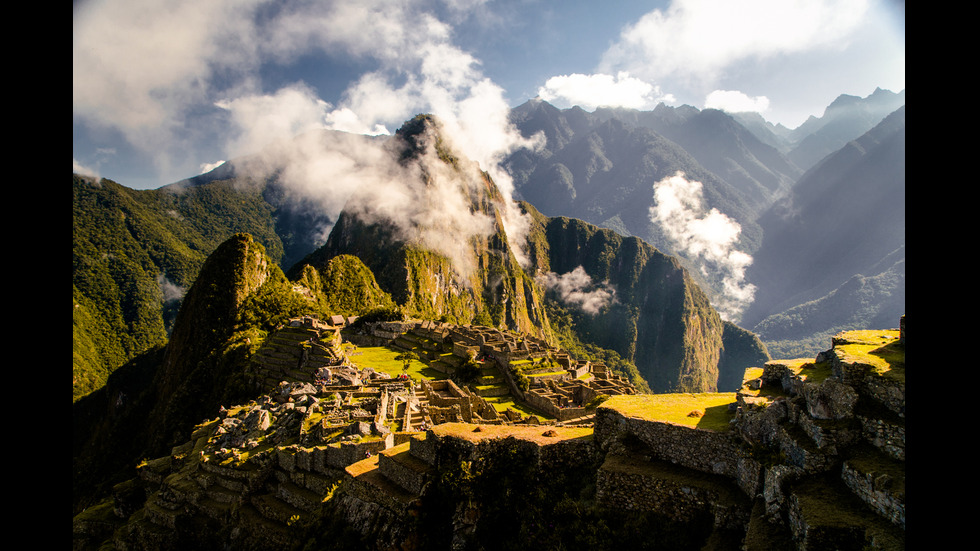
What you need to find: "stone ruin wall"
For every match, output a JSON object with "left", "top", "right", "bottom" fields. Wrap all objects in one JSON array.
[
  {"left": 421, "top": 379, "right": 502, "bottom": 425},
  {"left": 594, "top": 408, "right": 742, "bottom": 479}
]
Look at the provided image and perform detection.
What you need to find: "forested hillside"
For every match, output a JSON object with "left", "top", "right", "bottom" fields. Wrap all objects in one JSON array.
[{"left": 72, "top": 175, "right": 285, "bottom": 400}]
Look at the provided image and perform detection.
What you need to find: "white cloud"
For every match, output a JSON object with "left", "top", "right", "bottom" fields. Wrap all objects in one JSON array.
[
  {"left": 73, "top": 158, "right": 101, "bottom": 183},
  {"left": 158, "top": 274, "right": 186, "bottom": 303},
  {"left": 73, "top": 0, "right": 264, "bottom": 173},
  {"left": 649, "top": 171, "right": 755, "bottom": 320},
  {"left": 537, "top": 266, "right": 616, "bottom": 315},
  {"left": 215, "top": 84, "right": 331, "bottom": 158},
  {"left": 704, "top": 90, "right": 770, "bottom": 114},
  {"left": 72, "top": 0, "right": 544, "bottom": 270},
  {"left": 537, "top": 72, "right": 671, "bottom": 111},
  {"left": 600, "top": 0, "right": 871, "bottom": 87},
  {"left": 199, "top": 160, "right": 226, "bottom": 174}
]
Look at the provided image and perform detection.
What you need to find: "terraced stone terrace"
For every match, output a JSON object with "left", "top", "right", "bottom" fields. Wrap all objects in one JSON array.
[{"left": 600, "top": 393, "right": 739, "bottom": 432}]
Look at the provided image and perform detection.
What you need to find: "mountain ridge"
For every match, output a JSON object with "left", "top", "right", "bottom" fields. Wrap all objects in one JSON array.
[{"left": 742, "top": 106, "right": 905, "bottom": 357}]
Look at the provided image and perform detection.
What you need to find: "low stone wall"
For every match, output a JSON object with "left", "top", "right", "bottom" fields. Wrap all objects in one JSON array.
[
  {"left": 596, "top": 453, "right": 751, "bottom": 529},
  {"left": 378, "top": 446, "right": 432, "bottom": 495},
  {"left": 317, "top": 436, "right": 394, "bottom": 470},
  {"left": 841, "top": 459, "right": 905, "bottom": 529},
  {"left": 523, "top": 389, "right": 587, "bottom": 422},
  {"left": 594, "top": 407, "right": 740, "bottom": 478}
]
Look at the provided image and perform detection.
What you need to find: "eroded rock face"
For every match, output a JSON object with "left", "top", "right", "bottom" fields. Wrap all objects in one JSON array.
[{"left": 803, "top": 378, "right": 858, "bottom": 420}]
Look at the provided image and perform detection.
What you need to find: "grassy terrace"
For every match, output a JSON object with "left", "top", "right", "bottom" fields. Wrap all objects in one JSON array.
[
  {"left": 343, "top": 344, "right": 441, "bottom": 379},
  {"left": 483, "top": 395, "right": 549, "bottom": 418},
  {"left": 600, "top": 393, "right": 738, "bottom": 432},
  {"left": 765, "top": 358, "right": 833, "bottom": 386},
  {"left": 833, "top": 329, "right": 904, "bottom": 382},
  {"left": 342, "top": 343, "right": 556, "bottom": 420},
  {"left": 430, "top": 422, "right": 593, "bottom": 444}
]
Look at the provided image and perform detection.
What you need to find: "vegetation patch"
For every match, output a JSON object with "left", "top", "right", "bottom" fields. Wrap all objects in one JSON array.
[
  {"left": 346, "top": 345, "right": 442, "bottom": 380},
  {"left": 835, "top": 329, "right": 904, "bottom": 381},
  {"left": 482, "top": 396, "right": 550, "bottom": 418},
  {"left": 601, "top": 393, "right": 737, "bottom": 432}
]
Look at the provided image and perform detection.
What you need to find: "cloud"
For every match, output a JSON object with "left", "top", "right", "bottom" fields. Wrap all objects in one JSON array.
[
  {"left": 649, "top": 171, "right": 755, "bottom": 320},
  {"left": 536, "top": 266, "right": 616, "bottom": 315},
  {"left": 158, "top": 273, "right": 186, "bottom": 303},
  {"left": 73, "top": 0, "right": 263, "bottom": 174},
  {"left": 599, "top": 0, "right": 871, "bottom": 87},
  {"left": 704, "top": 90, "right": 770, "bottom": 114},
  {"left": 537, "top": 72, "right": 673, "bottom": 111},
  {"left": 74, "top": 0, "right": 542, "bottom": 269},
  {"left": 214, "top": 83, "right": 332, "bottom": 159},
  {"left": 199, "top": 160, "right": 226, "bottom": 175},
  {"left": 255, "top": 1, "right": 542, "bottom": 266},
  {"left": 73, "top": 158, "right": 101, "bottom": 183}
]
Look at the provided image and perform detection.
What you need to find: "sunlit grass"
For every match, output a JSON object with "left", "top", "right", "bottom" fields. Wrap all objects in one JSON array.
[
  {"left": 431, "top": 422, "right": 592, "bottom": 444},
  {"left": 834, "top": 329, "right": 904, "bottom": 382},
  {"left": 601, "top": 393, "right": 737, "bottom": 432},
  {"left": 345, "top": 345, "right": 445, "bottom": 380},
  {"left": 482, "top": 395, "right": 552, "bottom": 419}
]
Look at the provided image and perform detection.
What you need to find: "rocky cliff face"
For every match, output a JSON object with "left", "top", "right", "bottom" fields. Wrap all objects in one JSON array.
[{"left": 522, "top": 204, "right": 735, "bottom": 393}]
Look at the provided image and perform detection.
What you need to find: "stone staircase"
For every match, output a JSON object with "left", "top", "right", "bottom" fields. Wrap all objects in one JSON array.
[
  {"left": 406, "top": 392, "right": 430, "bottom": 431},
  {"left": 342, "top": 436, "right": 436, "bottom": 514}
]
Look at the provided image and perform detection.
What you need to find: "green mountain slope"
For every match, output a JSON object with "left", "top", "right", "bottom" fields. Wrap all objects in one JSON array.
[
  {"left": 294, "top": 115, "right": 553, "bottom": 341},
  {"left": 522, "top": 203, "right": 767, "bottom": 392},
  {"left": 72, "top": 175, "right": 285, "bottom": 401},
  {"left": 74, "top": 233, "right": 312, "bottom": 511},
  {"left": 72, "top": 168, "right": 346, "bottom": 401}
]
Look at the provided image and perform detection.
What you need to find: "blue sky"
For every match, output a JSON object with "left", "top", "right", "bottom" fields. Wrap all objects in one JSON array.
[{"left": 73, "top": 0, "right": 905, "bottom": 190}]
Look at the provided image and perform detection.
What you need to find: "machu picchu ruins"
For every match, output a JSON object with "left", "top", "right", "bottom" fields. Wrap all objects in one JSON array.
[
  {"left": 74, "top": 316, "right": 905, "bottom": 551},
  {"left": 246, "top": 316, "right": 639, "bottom": 432}
]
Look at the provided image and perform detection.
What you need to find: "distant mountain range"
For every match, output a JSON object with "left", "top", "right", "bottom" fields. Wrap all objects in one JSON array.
[
  {"left": 505, "top": 89, "right": 905, "bottom": 357},
  {"left": 73, "top": 88, "right": 904, "bottom": 405},
  {"left": 741, "top": 106, "right": 906, "bottom": 356},
  {"left": 73, "top": 114, "right": 770, "bottom": 407}
]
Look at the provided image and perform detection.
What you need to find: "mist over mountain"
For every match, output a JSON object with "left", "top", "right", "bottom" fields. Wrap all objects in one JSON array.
[
  {"left": 73, "top": 91, "right": 904, "bottom": 549},
  {"left": 505, "top": 99, "right": 766, "bottom": 321},
  {"left": 74, "top": 87, "right": 905, "bottom": 406},
  {"left": 504, "top": 91, "right": 904, "bottom": 357},
  {"left": 741, "top": 106, "right": 906, "bottom": 357},
  {"left": 74, "top": 113, "right": 775, "bottom": 517}
]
